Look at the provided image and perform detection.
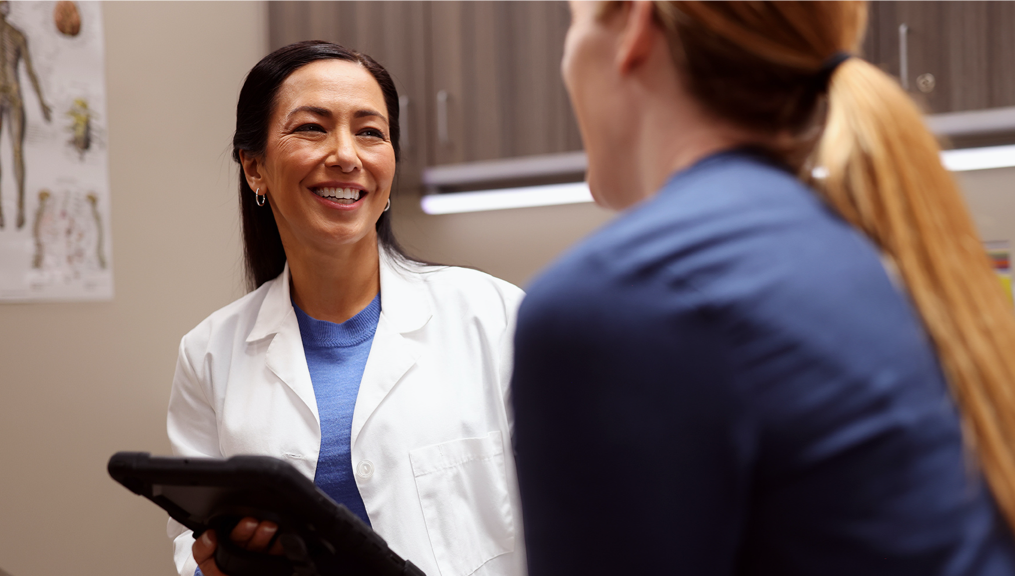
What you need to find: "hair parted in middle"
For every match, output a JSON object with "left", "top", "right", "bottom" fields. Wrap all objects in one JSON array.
[{"left": 232, "top": 40, "right": 413, "bottom": 291}]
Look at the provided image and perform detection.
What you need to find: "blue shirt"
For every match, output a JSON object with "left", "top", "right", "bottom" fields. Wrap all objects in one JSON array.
[
  {"left": 295, "top": 293, "right": 380, "bottom": 526},
  {"left": 511, "top": 150, "right": 1015, "bottom": 575},
  {"left": 194, "top": 296, "right": 381, "bottom": 576}
]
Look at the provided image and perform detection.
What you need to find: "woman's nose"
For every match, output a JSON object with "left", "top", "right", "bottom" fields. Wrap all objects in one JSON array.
[{"left": 326, "top": 132, "right": 361, "bottom": 173}]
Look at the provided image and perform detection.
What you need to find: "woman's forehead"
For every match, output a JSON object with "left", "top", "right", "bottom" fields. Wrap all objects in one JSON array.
[{"left": 276, "top": 59, "right": 386, "bottom": 112}]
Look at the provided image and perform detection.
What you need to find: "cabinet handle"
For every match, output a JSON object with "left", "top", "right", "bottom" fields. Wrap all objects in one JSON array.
[
  {"left": 437, "top": 90, "right": 450, "bottom": 146},
  {"left": 899, "top": 23, "right": 910, "bottom": 91},
  {"left": 398, "top": 95, "right": 410, "bottom": 150}
]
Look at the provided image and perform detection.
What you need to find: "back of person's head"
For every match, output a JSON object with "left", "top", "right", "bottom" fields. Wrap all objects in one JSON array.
[{"left": 634, "top": 0, "right": 1015, "bottom": 529}]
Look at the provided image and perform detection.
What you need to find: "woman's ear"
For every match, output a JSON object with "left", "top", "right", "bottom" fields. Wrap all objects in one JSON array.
[
  {"left": 238, "top": 149, "right": 265, "bottom": 192},
  {"left": 616, "top": 1, "right": 657, "bottom": 76}
]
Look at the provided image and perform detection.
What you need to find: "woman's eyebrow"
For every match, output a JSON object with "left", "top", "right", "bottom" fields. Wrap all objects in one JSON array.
[
  {"left": 284, "top": 106, "right": 388, "bottom": 126},
  {"left": 354, "top": 109, "right": 389, "bottom": 125},
  {"left": 285, "top": 105, "right": 331, "bottom": 122}
]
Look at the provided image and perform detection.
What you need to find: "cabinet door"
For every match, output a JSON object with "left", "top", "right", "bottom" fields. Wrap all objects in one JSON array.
[
  {"left": 945, "top": 1, "right": 1015, "bottom": 111},
  {"left": 867, "top": 1, "right": 1015, "bottom": 114},
  {"left": 864, "top": 0, "right": 950, "bottom": 112},
  {"left": 428, "top": 1, "right": 582, "bottom": 165},
  {"left": 987, "top": 2, "right": 1015, "bottom": 112},
  {"left": 501, "top": 2, "right": 584, "bottom": 161}
]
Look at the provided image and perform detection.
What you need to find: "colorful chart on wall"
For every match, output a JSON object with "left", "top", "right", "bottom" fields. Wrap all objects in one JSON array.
[
  {"left": 985, "top": 240, "right": 1014, "bottom": 306},
  {"left": 0, "top": 1, "right": 110, "bottom": 301}
]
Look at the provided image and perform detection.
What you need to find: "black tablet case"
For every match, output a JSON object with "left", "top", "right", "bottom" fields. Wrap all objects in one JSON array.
[{"left": 108, "top": 452, "right": 425, "bottom": 576}]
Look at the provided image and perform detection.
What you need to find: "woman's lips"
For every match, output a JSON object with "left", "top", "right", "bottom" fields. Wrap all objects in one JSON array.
[{"left": 312, "top": 186, "right": 363, "bottom": 204}]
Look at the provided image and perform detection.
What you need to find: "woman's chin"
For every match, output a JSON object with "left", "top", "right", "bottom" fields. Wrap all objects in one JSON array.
[{"left": 588, "top": 180, "right": 629, "bottom": 212}]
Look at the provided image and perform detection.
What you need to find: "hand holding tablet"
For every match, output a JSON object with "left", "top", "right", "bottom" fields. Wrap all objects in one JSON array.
[{"left": 107, "top": 452, "right": 425, "bottom": 576}]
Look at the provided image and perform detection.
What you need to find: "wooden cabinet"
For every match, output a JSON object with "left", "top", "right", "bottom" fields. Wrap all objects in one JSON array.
[
  {"left": 428, "top": 2, "right": 581, "bottom": 165},
  {"left": 268, "top": 1, "right": 583, "bottom": 190},
  {"left": 864, "top": 2, "right": 1015, "bottom": 114},
  {"left": 267, "top": 1, "right": 1015, "bottom": 189}
]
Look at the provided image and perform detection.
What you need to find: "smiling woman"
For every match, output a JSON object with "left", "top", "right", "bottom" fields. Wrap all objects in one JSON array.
[
  {"left": 232, "top": 42, "right": 404, "bottom": 301},
  {"left": 238, "top": 58, "right": 397, "bottom": 321},
  {"left": 165, "top": 41, "right": 527, "bottom": 576}
]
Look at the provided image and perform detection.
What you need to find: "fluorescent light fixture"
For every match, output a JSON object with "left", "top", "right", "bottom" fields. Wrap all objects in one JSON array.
[
  {"left": 423, "top": 144, "right": 1015, "bottom": 215},
  {"left": 941, "top": 144, "right": 1015, "bottom": 172},
  {"left": 421, "top": 181, "right": 592, "bottom": 215}
]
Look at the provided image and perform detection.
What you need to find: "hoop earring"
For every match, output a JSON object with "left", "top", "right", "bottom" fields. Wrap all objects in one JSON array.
[
  {"left": 384, "top": 198, "right": 391, "bottom": 212},
  {"left": 255, "top": 187, "right": 266, "bottom": 207}
]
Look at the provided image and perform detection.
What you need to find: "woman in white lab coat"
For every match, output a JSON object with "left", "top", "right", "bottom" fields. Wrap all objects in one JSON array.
[{"left": 167, "top": 41, "right": 526, "bottom": 576}]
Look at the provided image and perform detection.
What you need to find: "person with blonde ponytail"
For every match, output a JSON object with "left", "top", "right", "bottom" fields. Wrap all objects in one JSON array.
[{"left": 510, "top": 1, "right": 1015, "bottom": 574}]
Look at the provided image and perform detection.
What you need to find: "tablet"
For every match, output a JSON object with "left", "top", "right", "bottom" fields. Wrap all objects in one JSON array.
[{"left": 107, "top": 452, "right": 425, "bottom": 576}]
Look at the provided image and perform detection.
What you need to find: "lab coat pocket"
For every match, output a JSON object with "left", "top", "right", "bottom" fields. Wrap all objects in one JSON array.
[{"left": 409, "top": 431, "right": 514, "bottom": 576}]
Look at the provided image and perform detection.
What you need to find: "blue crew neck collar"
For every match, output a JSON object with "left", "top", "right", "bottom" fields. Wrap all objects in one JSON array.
[
  {"left": 293, "top": 293, "right": 381, "bottom": 348},
  {"left": 661, "top": 146, "right": 791, "bottom": 189}
]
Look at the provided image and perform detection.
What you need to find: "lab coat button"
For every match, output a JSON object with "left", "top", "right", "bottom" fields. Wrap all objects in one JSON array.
[{"left": 356, "top": 460, "right": 374, "bottom": 480}]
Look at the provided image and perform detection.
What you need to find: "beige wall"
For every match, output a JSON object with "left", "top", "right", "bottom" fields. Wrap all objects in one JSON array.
[
  {"left": 958, "top": 166, "right": 1015, "bottom": 249},
  {"left": 391, "top": 199, "right": 614, "bottom": 287},
  {"left": 0, "top": 3, "right": 265, "bottom": 575}
]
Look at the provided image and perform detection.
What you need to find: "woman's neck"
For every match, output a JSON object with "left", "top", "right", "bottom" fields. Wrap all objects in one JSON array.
[
  {"left": 634, "top": 82, "right": 760, "bottom": 204},
  {"left": 286, "top": 236, "right": 381, "bottom": 324},
  {"left": 618, "top": 25, "right": 762, "bottom": 208}
]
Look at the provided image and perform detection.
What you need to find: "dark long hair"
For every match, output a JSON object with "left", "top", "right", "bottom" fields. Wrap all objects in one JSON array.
[{"left": 233, "top": 40, "right": 411, "bottom": 290}]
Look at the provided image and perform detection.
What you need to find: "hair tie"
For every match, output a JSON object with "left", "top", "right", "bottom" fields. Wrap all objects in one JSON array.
[{"left": 815, "top": 51, "right": 852, "bottom": 92}]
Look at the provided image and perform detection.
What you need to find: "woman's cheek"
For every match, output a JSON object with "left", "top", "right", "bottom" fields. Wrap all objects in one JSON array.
[{"left": 365, "top": 148, "right": 397, "bottom": 180}]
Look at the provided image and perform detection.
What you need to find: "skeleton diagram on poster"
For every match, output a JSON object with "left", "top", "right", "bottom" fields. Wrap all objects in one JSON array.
[{"left": 0, "top": 1, "right": 111, "bottom": 301}]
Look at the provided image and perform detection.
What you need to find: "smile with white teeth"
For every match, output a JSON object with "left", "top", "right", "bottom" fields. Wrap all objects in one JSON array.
[{"left": 313, "top": 187, "right": 363, "bottom": 204}]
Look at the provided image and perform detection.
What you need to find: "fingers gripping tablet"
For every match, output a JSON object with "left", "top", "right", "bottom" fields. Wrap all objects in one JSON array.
[{"left": 107, "top": 452, "right": 425, "bottom": 576}]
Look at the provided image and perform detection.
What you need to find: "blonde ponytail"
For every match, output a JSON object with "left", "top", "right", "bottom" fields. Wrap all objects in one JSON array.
[
  {"left": 649, "top": 0, "right": 1015, "bottom": 531},
  {"left": 815, "top": 57, "right": 1015, "bottom": 527}
]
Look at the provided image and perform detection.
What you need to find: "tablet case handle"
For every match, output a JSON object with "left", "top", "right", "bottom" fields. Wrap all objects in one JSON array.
[{"left": 210, "top": 517, "right": 295, "bottom": 576}]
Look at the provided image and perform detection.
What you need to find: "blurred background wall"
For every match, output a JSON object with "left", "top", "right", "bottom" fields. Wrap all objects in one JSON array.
[{"left": 0, "top": 2, "right": 1012, "bottom": 575}]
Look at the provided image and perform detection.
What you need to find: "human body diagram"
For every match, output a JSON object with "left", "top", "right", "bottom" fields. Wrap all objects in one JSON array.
[{"left": 0, "top": 0, "right": 51, "bottom": 229}]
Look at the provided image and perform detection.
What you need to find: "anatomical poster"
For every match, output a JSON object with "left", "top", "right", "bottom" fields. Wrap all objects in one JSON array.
[{"left": 0, "top": 1, "right": 111, "bottom": 301}]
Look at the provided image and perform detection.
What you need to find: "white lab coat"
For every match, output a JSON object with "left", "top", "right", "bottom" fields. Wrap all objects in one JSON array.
[{"left": 167, "top": 250, "right": 527, "bottom": 576}]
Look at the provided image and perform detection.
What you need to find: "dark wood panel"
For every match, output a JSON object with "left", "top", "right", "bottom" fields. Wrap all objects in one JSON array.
[
  {"left": 428, "top": 1, "right": 465, "bottom": 165},
  {"left": 868, "top": 2, "right": 1015, "bottom": 114},
  {"left": 268, "top": 1, "right": 312, "bottom": 49},
  {"left": 943, "top": 2, "right": 990, "bottom": 112},
  {"left": 462, "top": 2, "right": 506, "bottom": 162},
  {"left": 505, "top": 2, "right": 582, "bottom": 157},
  {"left": 987, "top": 1, "right": 1015, "bottom": 110},
  {"left": 859, "top": 3, "right": 879, "bottom": 68},
  {"left": 429, "top": 1, "right": 582, "bottom": 165}
]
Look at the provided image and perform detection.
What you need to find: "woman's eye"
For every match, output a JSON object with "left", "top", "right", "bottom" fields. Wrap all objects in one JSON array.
[
  {"left": 360, "top": 128, "right": 386, "bottom": 139},
  {"left": 294, "top": 123, "right": 325, "bottom": 133}
]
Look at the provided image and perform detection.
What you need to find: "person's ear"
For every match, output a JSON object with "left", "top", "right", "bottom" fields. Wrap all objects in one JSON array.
[
  {"left": 616, "top": 1, "right": 657, "bottom": 76},
  {"left": 238, "top": 150, "right": 265, "bottom": 192}
]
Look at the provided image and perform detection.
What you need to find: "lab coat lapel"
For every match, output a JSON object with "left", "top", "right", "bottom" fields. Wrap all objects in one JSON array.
[
  {"left": 351, "top": 252, "right": 432, "bottom": 447},
  {"left": 246, "top": 264, "right": 320, "bottom": 424}
]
